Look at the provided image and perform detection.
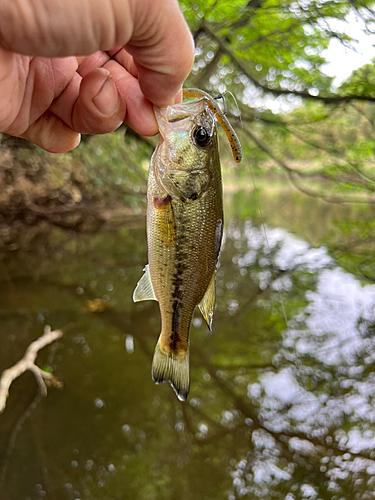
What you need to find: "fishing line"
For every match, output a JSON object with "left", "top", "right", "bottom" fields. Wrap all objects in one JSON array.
[
  {"left": 213, "top": 94, "right": 227, "bottom": 115},
  {"left": 222, "top": 90, "right": 289, "bottom": 330}
]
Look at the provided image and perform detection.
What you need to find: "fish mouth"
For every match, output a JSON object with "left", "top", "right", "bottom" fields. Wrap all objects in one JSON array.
[
  {"left": 166, "top": 99, "right": 208, "bottom": 123},
  {"left": 154, "top": 99, "right": 213, "bottom": 139}
]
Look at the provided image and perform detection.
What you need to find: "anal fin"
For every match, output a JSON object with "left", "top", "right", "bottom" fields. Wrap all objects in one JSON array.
[
  {"left": 133, "top": 265, "right": 157, "bottom": 302},
  {"left": 198, "top": 272, "right": 216, "bottom": 331}
]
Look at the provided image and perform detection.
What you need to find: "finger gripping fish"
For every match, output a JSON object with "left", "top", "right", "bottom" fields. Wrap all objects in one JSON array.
[{"left": 133, "top": 89, "right": 241, "bottom": 401}]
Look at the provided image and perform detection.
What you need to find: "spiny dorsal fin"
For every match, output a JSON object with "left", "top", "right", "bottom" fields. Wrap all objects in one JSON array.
[
  {"left": 133, "top": 265, "right": 157, "bottom": 302},
  {"left": 198, "top": 272, "right": 216, "bottom": 331}
]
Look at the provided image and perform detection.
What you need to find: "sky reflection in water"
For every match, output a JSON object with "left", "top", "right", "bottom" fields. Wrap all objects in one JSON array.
[{"left": 227, "top": 214, "right": 375, "bottom": 499}]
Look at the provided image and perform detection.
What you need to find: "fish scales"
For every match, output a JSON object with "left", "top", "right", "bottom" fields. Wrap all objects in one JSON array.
[
  {"left": 133, "top": 89, "right": 241, "bottom": 401},
  {"left": 148, "top": 145, "right": 222, "bottom": 350}
]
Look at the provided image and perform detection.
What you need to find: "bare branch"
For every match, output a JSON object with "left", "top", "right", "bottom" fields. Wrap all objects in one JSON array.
[
  {"left": 241, "top": 22, "right": 301, "bottom": 50},
  {"left": 191, "top": 47, "right": 224, "bottom": 88},
  {"left": 243, "top": 125, "right": 375, "bottom": 204},
  {"left": 0, "top": 325, "right": 63, "bottom": 413},
  {"left": 200, "top": 20, "right": 375, "bottom": 104},
  {"left": 350, "top": 103, "right": 375, "bottom": 129}
]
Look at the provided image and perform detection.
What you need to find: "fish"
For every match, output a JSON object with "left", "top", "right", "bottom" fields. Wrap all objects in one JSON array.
[{"left": 133, "top": 89, "right": 242, "bottom": 401}]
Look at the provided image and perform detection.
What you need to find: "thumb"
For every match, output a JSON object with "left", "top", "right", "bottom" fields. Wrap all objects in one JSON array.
[
  {"left": 0, "top": 0, "right": 194, "bottom": 108},
  {"left": 125, "top": 0, "right": 195, "bottom": 107}
]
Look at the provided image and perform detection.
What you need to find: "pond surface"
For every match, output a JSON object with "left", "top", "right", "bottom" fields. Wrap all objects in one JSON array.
[{"left": 0, "top": 188, "right": 374, "bottom": 500}]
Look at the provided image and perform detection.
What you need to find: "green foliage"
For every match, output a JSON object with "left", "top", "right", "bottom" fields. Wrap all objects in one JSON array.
[
  {"left": 1, "top": 129, "right": 149, "bottom": 211},
  {"left": 2, "top": 1, "right": 375, "bottom": 211},
  {"left": 178, "top": 0, "right": 375, "bottom": 202},
  {"left": 69, "top": 130, "right": 148, "bottom": 207},
  {"left": 340, "top": 58, "right": 375, "bottom": 98},
  {"left": 183, "top": 0, "right": 351, "bottom": 95}
]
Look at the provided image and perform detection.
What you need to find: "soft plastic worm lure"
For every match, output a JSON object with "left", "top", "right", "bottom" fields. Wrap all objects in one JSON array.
[{"left": 182, "top": 88, "right": 242, "bottom": 163}]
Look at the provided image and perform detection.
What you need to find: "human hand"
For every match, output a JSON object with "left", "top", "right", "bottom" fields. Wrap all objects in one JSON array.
[{"left": 0, "top": 0, "right": 194, "bottom": 153}]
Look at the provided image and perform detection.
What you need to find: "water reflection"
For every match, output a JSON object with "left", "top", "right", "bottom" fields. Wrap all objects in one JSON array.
[
  {"left": 0, "top": 192, "right": 374, "bottom": 499},
  {"left": 224, "top": 214, "right": 375, "bottom": 499}
]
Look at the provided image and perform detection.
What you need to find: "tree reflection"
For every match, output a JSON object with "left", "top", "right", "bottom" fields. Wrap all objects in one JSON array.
[
  {"left": 0, "top": 195, "right": 374, "bottom": 499},
  {"left": 185, "top": 215, "right": 375, "bottom": 500}
]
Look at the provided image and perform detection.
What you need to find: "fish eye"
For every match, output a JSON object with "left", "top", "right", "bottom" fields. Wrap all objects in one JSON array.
[{"left": 192, "top": 126, "right": 211, "bottom": 148}]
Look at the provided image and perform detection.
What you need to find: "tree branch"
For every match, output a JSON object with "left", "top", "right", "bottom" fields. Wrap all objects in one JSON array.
[
  {"left": 243, "top": 125, "right": 375, "bottom": 204},
  {"left": 200, "top": 20, "right": 375, "bottom": 104},
  {"left": 0, "top": 325, "right": 63, "bottom": 413}
]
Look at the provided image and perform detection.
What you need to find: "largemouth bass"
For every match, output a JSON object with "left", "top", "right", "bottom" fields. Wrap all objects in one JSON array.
[{"left": 133, "top": 89, "right": 241, "bottom": 401}]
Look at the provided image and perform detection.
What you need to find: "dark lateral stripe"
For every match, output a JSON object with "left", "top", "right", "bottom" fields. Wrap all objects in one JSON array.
[{"left": 171, "top": 300, "right": 181, "bottom": 351}]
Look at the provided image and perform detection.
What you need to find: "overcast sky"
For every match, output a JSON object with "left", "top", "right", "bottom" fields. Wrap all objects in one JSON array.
[{"left": 322, "top": 11, "right": 375, "bottom": 85}]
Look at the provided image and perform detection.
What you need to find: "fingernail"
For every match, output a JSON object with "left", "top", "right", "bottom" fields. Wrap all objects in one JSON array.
[{"left": 93, "top": 74, "right": 119, "bottom": 115}]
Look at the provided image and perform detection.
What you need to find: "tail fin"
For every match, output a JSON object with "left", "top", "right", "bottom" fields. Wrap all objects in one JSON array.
[{"left": 151, "top": 340, "right": 190, "bottom": 401}]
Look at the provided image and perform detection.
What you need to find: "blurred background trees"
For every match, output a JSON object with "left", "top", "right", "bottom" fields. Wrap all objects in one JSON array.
[
  {"left": 1, "top": 0, "right": 375, "bottom": 233},
  {"left": 181, "top": 0, "right": 375, "bottom": 201}
]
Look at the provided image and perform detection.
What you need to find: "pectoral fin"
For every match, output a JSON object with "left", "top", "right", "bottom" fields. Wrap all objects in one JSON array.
[
  {"left": 133, "top": 265, "right": 157, "bottom": 302},
  {"left": 198, "top": 272, "right": 216, "bottom": 331}
]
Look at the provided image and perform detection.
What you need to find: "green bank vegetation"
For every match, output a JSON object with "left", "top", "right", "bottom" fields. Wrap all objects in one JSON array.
[{"left": 1, "top": 0, "right": 375, "bottom": 249}]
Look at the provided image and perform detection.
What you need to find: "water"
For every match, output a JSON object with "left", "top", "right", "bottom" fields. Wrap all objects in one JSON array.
[{"left": 0, "top": 189, "right": 374, "bottom": 500}]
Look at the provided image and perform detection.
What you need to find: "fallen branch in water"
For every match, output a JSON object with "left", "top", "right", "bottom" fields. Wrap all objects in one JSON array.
[{"left": 0, "top": 325, "right": 63, "bottom": 413}]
